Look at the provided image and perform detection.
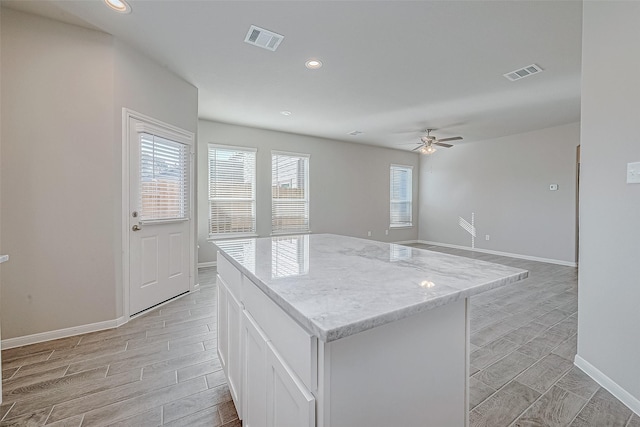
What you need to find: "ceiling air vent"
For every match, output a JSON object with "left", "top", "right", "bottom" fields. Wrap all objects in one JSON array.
[
  {"left": 244, "top": 25, "right": 284, "bottom": 51},
  {"left": 503, "top": 64, "right": 543, "bottom": 82}
]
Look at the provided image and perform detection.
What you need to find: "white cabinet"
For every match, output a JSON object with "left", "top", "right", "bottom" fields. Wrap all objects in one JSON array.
[
  {"left": 266, "top": 342, "right": 315, "bottom": 427},
  {"left": 226, "top": 289, "right": 243, "bottom": 416},
  {"left": 218, "top": 251, "right": 315, "bottom": 427},
  {"left": 217, "top": 255, "right": 244, "bottom": 419},
  {"left": 216, "top": 283, "right": 227, "bottom": 372},
  {"left": 243, "top": 311, "right": 268, "bottom": 427}
]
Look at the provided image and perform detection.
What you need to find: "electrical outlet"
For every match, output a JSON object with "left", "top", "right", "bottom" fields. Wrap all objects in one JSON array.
[
  {"left": 627, "top": 162, "right": 640, "bottom": 184},
  {"left": 367, "top": 231, "right": 372, "bottom": 237},
  {"left": 385, "top": 230, "right": 389, "bottom": 235},
  {"left": 485, "top": 235, "right": 490, "bottom": 241}
]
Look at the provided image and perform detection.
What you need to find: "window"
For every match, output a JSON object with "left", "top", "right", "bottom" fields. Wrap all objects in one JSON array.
[
  {"left": 390, "top": 164, "right": 413, "bottom": 227},
  {"left": 272, "top": 152, "right": 310, "bottom": 234},
  {"left": 140, "top": 133, "right": 189, "bottom": 222},
  {"left": 208, "top": 145, "right": 257, "bottom": 237}
]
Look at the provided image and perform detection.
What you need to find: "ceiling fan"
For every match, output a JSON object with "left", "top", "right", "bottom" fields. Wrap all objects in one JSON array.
[{"left": 413, "top": 129, "right": 463, "bottom": 155}]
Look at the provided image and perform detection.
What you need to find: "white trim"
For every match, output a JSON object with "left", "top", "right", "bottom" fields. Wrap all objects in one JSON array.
[
  {"left": 198, "top": 261, "right": 217, "bottom": 268},
  {"left": 1, "top": 317, "right": 127, "bottom": 350},
  {"left": 122, "top": 108, "right": 196, "bottom": 320},
  {"left": 136, "top": 122, "right": 193, "bottom": 145},
  {"left": 209, "top": 142, "right": 257, "bottom": 153},
  {"left": 574, "top": 355, "right": 640, "bottom": 416},
  {"left": 393, "top": 240, "right": 420, "bottom": 245},
  {"left": 390, "top": 163, "right": 414, "bottom": 170},
  {"left": 271, "top": 149, "right": 310, "bottom": 158},
  {"left": 411, "top": 240, "right": 577, "bottom": 267}
]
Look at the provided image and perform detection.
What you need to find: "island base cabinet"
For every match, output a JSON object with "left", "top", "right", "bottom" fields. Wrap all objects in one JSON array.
[
  {"left": 217, "top": 251, "right": 472, "bottom": 427},
  {"left": 217, "top": 271, "right": 243, "bottom": 420},
  {"left": 317, "top": 299, "right": 469, "bottom": 427},
  {"left": 216, "top": 283, "right": 227, "bottom": 375},
  {"left": 243, "top": 311, "right": 268, "bottom": 427},
  {"left": 226, "top": 289, "right": 243, "bottom": 418},
  {"left": 266, "top": 342, "right": 316, "bottom": 427}
]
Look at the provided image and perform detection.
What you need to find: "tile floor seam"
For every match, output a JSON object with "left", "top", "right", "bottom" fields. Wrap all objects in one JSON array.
[{"left": 41, "top": 405, "right": 55, "bottom": 425}]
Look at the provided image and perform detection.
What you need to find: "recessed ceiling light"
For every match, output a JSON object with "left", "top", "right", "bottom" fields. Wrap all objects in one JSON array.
[
  {"left": 280, "top": 111, "right": 292, "bottom": 116},
  {"left": 305, "top": 59, "right": 323, "bottom": 69},
  {"left": 104, "top": 0, "right": 131, "bottom": 14}
]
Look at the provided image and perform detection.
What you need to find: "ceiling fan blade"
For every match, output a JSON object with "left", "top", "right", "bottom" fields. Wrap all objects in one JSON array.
[
  {"left": 435, "top": 136, "right": 463, "bottom": 143},
  {"left": 433, "top": 142, "right": 453, "bottom": 148},
  {"left": 411, "top": 145, "right": 423, "bottom": 152}
]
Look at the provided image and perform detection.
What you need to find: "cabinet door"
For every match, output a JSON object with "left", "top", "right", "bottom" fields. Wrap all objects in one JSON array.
[
  {"left": 243, "top": 311, "right": 269, "bottom": 427},
  {"left": 266, "top": 342, "right": 315, "bottom": 427},
  {"left": 216, "top": 278, "right": 228, "bottom": 373},
  {"left": 227, "top": 289, "right": 243, "bottom": 418}
]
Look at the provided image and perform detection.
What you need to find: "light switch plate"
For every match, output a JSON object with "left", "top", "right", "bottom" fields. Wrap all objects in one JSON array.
[{"left": 627, "top": 162, "right": 640, "bottom": 184}]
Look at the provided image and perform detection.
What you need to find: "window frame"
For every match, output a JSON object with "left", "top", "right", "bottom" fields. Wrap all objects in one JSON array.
[
  {"left": 208, "top": 143, "right": 258, "bottom": 240},
  {"left": 271, "top": 150, "right": 311, "bottom": 236},
  {"left": 389, "top": 164, "right": 413, "bottom": 228}
]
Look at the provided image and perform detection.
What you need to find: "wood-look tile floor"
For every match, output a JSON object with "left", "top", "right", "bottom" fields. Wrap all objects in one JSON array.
[
  {"left": 410, "top": 243, "right": 640, "bottom": 427},
  {"left": 0, "top": 267, "right": 239, "bottom": 427},
  {"left": 2, "top": 248, "right": 639, "bottom": 426}
]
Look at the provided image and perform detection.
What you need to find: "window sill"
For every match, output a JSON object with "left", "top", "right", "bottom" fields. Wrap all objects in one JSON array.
[
  {"left": 389, "top": 225, "right": 413, "bottom": 229},
  {"left": 208, "top": 233, "right": 259, "bottom": 242},
  {"left": 270, "top": 231, "right": 312, "bottom": 237}
]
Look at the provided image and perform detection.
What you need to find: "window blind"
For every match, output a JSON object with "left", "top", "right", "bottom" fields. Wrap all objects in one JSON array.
[
  {"left": 390, "top": 165, "right": 412, "bottom": 227},
  {"left": 272, "top": 152, "right": 310, "bottom": 234},
  {"left": 139, "top": 133, "right": 189, "bottom": 222},
  {"left": 209, "top": 145, "right": 257, "bottom": 236}
]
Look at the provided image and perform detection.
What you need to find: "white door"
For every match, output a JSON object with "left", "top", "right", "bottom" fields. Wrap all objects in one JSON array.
[{"left": 128, "top": 116, "right": 193, "bottom": 315}]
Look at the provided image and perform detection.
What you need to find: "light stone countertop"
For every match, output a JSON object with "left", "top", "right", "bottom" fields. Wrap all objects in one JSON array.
[{"left": 215, "top": 234, "right": 528, "bottom": 342}]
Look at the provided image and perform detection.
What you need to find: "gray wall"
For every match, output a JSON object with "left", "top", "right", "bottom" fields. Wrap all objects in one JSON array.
[
  {"left": 1, "top": 9, "right": 116, "bottom": 339},
  {"left": 0, "top": 9, "right": 197, "bottom": 339},
  {"left": 197, "top": 120, "right": 420, "bottom": 264},
  {"left": 419, "top": 122, "right": 579, "bottom": 264},
  {"left": 578, "top": 1, "right": 640, "bottom": 405}
]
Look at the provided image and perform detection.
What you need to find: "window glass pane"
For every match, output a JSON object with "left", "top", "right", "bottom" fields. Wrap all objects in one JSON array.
[
  {"left": 139, "top": 133, "right": 189, "bottom": 221},
  {"left": 208, "top": 146, "right": 256, "bottom": 236},
  {"left": 390, "top": 165, "right": 412, "bottom": 227},
  {"left": 272, "top": 153, "right": 309, "bottom": 233}
]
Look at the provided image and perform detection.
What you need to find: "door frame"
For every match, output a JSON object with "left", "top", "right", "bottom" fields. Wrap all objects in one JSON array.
[{"left": 121, "top": 108, "right": 196, "bottom": 319}]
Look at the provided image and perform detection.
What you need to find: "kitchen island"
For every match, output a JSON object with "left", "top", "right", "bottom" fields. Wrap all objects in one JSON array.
[{"left": 215, "top": 234, "right": 528, "bottom": 427}]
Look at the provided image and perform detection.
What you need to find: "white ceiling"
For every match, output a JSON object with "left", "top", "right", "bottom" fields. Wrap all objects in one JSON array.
[{"left": 3, "top": 0, "right": 583, "bottom": 150}]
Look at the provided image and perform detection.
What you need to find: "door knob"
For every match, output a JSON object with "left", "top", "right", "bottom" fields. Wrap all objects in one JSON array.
[{"left": 132, "top": 225, "right": 141, "bottom": 232}]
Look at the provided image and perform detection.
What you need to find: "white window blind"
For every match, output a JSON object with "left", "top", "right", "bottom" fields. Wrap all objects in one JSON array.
[
  {"left": 209, "top": 145, "right": 257, "bottom": 236},
  {"left": 272, "top": 152, "right": 310, "bottom": 234},
  {"left": 139, "top": 133, "right": 189, "bottom": 222},
  {"left": 390, "top": 164, "right": 412, "bottom": 227}
]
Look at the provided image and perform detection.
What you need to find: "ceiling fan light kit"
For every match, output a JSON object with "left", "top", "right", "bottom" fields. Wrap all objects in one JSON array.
[{"left": 413, "top": 129, "right": 463, "bottom": 155}]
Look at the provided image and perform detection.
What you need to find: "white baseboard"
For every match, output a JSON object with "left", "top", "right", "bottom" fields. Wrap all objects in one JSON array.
[
  {"left": 1, "top": 316, "right": 128, "bottom": 350},
  {"left": 198, "top": 261, "right": 217, "bottom": 269},
  {"left": 575, "top": 355, "right": 640, "bottom": 416},
  {"left": 412, "top": 240, "right": 577, "bottom": 267},
  {"left": 392, "top": 240, "right": 420, "bottom": 245}
]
